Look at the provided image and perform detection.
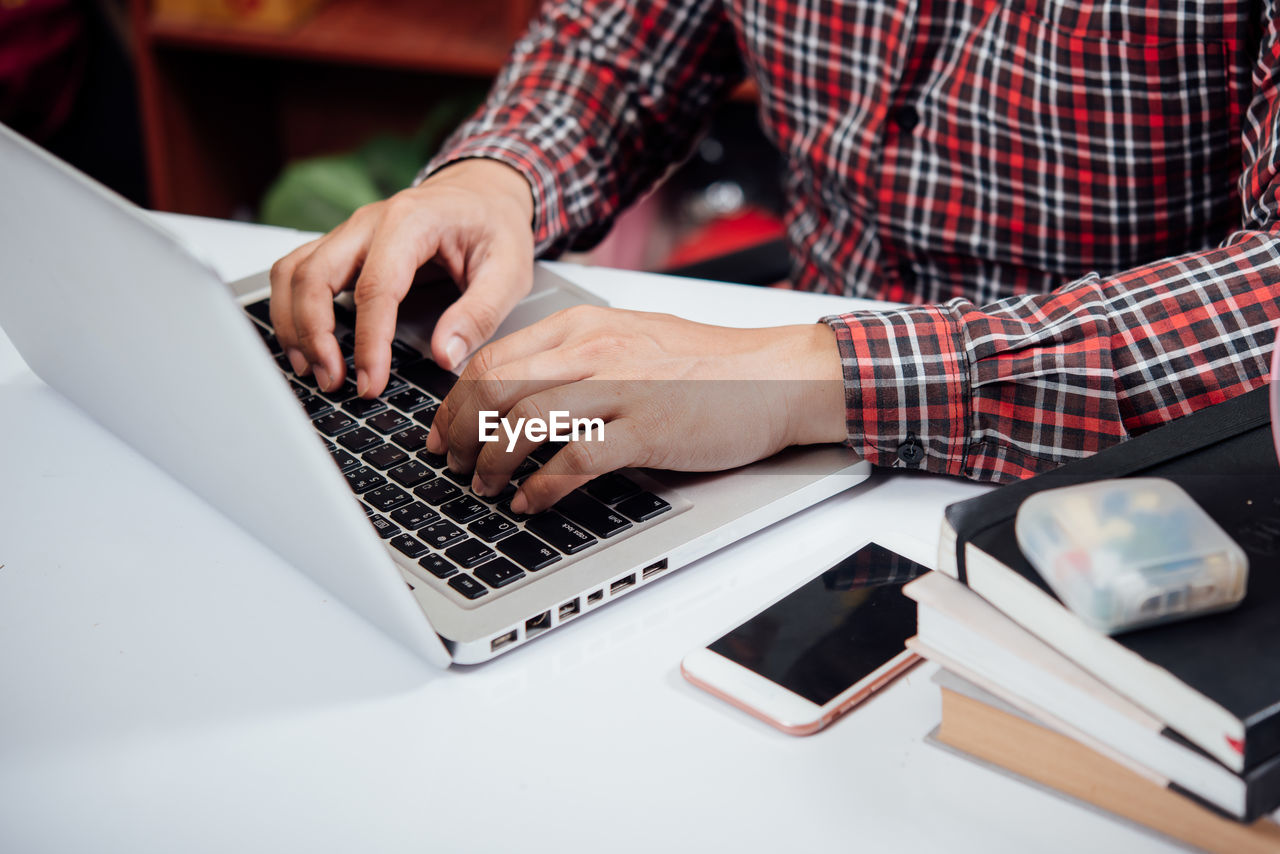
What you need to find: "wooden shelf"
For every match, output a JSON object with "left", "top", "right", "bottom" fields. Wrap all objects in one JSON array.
[{"left": 147, "top": 0, "right": 519, "bottom": 75}]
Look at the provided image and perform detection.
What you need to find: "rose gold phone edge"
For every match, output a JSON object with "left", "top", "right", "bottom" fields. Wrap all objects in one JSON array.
[{"left": 681, "top": 648, "right": 921, "bottom": 736}]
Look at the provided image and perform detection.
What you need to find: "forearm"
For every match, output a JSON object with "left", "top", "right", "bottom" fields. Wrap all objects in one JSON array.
[
  {"left": 419, "top": 0, "right": 744, "bottom": 257},
  {"left": 823, "top": 230, "right": 1280, "bottom": 482}
]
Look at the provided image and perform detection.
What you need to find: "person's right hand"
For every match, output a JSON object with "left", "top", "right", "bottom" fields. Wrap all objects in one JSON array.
[{"left": 268, "top": 158, "right": 536, "bottom": 398}]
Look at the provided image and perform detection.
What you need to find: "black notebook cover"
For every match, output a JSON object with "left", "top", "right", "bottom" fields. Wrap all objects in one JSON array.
[{"left": 946, "top": 386, "right": 1280, "bottom": 778}]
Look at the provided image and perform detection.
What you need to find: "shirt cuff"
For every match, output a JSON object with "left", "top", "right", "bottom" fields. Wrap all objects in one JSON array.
[
  {"left": 417, "top": 134, "right": 567, "bottom": 257},
  {"left": 821, "top": 305, "right": 971, "bottom": 477}
]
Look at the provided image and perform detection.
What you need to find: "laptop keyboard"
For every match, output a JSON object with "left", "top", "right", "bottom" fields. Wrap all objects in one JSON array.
[{"left": 244, "top": 297, "right": 675, "bottom": 605}]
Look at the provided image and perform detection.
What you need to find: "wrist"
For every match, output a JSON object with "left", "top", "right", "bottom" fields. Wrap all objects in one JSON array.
[
  {"left": 424, "top": 158, "right": 535, "bottom": 230},
  {"left": 776, "top": 323, "right": 848, "bottom": 447}
]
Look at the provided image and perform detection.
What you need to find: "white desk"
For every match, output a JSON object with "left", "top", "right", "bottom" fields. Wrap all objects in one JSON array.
[{"left": 0, "top": 215, "right": 1177, "bottom": 853}]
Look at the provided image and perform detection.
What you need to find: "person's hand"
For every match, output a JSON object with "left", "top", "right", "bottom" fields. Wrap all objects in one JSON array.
[
  {"left": 268, "top": 159, "right": 535, "bottom": 397},
  {"left": 425, "top": 306, "right": 848, "bottom": 513}
]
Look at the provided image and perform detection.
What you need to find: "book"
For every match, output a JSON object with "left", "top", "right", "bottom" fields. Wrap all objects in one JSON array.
[
  {"left": 938, "top": 385, "right": 1280, "bottom": 773},
  {"left": 930, "top": 669, "right": 1280, "bottom": 854},
  {"left": 904, "top": 570, "right": 1280, "bottom": 820}
]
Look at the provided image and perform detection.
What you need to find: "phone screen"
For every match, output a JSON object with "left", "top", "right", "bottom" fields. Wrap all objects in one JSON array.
[{"left": 707, "top": 543, "right": 929, "bottom": 706}]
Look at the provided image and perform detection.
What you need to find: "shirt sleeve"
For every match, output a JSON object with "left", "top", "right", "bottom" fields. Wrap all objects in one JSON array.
[
  {"left": 823, "top": 17, "right": 1280, "bottom": 484},
  {"left": 417, "top": 0, "right": 744, "bottom": 257}
]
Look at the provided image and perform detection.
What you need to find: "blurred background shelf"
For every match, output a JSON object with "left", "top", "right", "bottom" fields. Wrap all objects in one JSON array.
[
  {"left": 130, "top": 0, "right": 537, "bottom": 217},
  {"left": 146, "top": 0, "right": 521, "bottom": 75}
]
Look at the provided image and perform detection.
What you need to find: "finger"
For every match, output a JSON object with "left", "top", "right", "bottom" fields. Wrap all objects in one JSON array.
[
  {"left": 426, "top": 308, "right": 583, "bottom": 455},
  {"left": 435, "top": 351, "right": 590, "bottom": 472},
  {"left": 351, "top": 211, "right": 445, "bottom": 398},
  {"left": 268, "top": 238, "right": 320, "bottom": 374},
  {"left": 459, "top": 373, "right": 613, "bottom": 490},
  {"left": 513, "top": 417, "right": 639, "bottom": 513},
  {"left": 291, "top": 217, "right": 377, "bottom": 390},
  {"left": 429, "top": 242, "right": 533, "bottom": 372}
]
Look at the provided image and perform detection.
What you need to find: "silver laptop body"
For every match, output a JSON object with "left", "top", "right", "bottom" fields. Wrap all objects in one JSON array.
[{"left": 0, "top": 122, "right": 869, "bottom": 665}]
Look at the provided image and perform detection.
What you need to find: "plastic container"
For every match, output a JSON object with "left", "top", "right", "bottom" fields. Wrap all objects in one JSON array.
[{"left": 1015, "top": 478, "right": 1248, "bottom": 634}]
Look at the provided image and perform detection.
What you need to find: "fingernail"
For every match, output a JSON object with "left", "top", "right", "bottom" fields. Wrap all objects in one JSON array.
[
  {"left": 510, "top": 491, "right": 528, "bottom": 514},
  {"left": 314, "top": 364, "right": 331, "bottom": 391},
  {"left": 445, "top": 336, "right": 467, "bottom": 369},
  {"left": 356, "top": 369, "right": 369, "bottom": 398},
  {"left": 287, "top": 348, "right": 307, "bottom": 375},
  {"left": 425, "top": 428, "right": 443, "bottom": 454},
  {"left": 471, "top": 474, "right": 489, "bottom": 497}
]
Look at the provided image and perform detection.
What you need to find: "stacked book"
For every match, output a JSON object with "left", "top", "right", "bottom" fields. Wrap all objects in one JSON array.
[{"left": 904, "top": 387, "right": 1280, "bottom": 853}]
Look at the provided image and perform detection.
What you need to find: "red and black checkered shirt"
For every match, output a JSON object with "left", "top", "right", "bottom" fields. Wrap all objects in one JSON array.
[{"left": 427, "top": 0, "right": 1280, "bottom": 482}]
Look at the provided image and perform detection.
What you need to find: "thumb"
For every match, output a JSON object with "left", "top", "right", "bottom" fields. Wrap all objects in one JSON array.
[{"left": 431, "top": 253, "right": 531, "bottom": 370}]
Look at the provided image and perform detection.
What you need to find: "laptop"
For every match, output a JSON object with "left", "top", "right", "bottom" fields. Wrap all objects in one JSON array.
[{"left": 0, "top": 122, "right": 869, "bottom": 666}]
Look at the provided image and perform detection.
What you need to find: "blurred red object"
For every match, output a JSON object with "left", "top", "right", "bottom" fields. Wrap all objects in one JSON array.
[
  {"left": 0, "top": 0, "right": 86, "bottom": 141},
  {"left": 662, "top": 208, "right": 785, "bottom": 269}
]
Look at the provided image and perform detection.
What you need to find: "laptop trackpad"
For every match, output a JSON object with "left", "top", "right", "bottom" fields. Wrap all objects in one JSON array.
[{"left": 391, "top": 265, "right": 607, "bottom": 359}]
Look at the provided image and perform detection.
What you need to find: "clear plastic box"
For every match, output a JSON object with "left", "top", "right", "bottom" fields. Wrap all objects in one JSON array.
[{"left": 1014, "top": 478, "right": 1248, "bottom": 635}]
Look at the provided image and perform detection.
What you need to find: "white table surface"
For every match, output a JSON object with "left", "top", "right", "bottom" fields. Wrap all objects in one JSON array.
[{"left": 0, "top": 214, "right": 1179, "bottom": 853}]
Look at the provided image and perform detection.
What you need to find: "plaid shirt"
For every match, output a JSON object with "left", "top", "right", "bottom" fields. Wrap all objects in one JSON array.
[{"left": 427, "top": 0, "right": 1280, "bottom": 482}]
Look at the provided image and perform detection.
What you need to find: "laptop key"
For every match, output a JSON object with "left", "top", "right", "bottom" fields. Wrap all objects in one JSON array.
[
  {"left": 420, "top": 520, "right": 466, "bottom": 549},
  {"left": 368, "top": 514, "right": 400, "bottom": 539},
  {"left": 319, "top": 380, "right": 357, "bottom": 403},
  {"left": 468, "top": 513, "right": 518, "bottom": 543},
  {"left": 390, "top": 425, "right": 429, "bottom": 453},
  {"left": 390, "top": 340, "right": 422, "bottom": 368},
  {"left": 390, "top": 534, "right": 428, "bottom": 559},
  {"left": 388, "top": 388, "right": 432, "bottom": 412},
  {"left": 388, "top": 460, "right": 433, "bottom": 488},
  {"left": 446, "top": 538, "right": 496, "bottom": 568},
  {"left": 338, "top": 426, "right": 382, "bottom": 453},
  {"left": 442, "top": 496, "right": 488, "bottom": 524},
  {"left": 367, "top": 410, "right": 410, "bottom": 435},
  {"left": 364, "top": 443, "right": 409, "bottom": 470},
  {"left": 553, "top": 491, "right": 632, "bottom": 538},
  {"left": 497, "top": 499, "right": 531, "bottom": 523},
  {"left": 329, "top": 446, "right": 361, "bottom": 473},
  {"left": 441, "top": 467, "right": 472, "bottom": 486},
  {"left": 616, "top": 492, "right": 672, "bottom": 522},
  {"left": 585, "top": 472, "right": 641, "bottom": 505},
  {"left": 245, "top": 299, "right": 273, "bottom": 326},
  {"left": 418, "top": 553, "right": 457, "bottom": 579},
  {"left": 413, "top": 403, "right": 439, "bottom": 427},
  {"left": 299, "top": 395, "right": 332, "bottom": 418},
  {"left": 448, "top": 573, "right": 488, "bottom": 600},
  {"left": 526, "top": 512, "right": 597, "bottom": 554},
  {"left": 398, "top": 358, "right": 457, "bottom": 399},
  {"left": 345, "top": 466, "right": 386, "bottom": 494},
  {"left": 512, "top": 457, "right": 540, "bottom": 480},
  {"left": 314, "top": 411, "right": 357, "bottom": 436},
  {"left": 343, "top": 397, "right": 386, "bottom": 419},
  {"left": 474, "top": 557, "right": 525, "bottom": 589},
  {"left": 497, "top": 531, "right": 561, "bottom": 571},
  {"left": 390, "top": 501, "right": 439, "bottom": 530},
  {"left": 365, "top": 483, "right": 412, "bottom": 513},
  {"left": 414, "top": 478, "right": 460, "bottom": 506},
  {"left": 417, "top": 450, "right": 448, "bottom": 469}
]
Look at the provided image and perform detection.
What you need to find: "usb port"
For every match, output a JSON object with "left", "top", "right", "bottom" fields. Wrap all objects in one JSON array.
[
  {"left": 642, "top": 559, "right": 668, "bottom": 580},
  {"left": 610, "top": 573, "right": 636, "bottom": 595},
  {"left": 587, "top": 589, "right": 603, "bottom": 606},
  {"left": 558, "top": 599, "right": 581, "bottom": 621},
  {"left": 525, "top": 610, "right": 551, "bottom": 638},
  {"left": 490, "top": 629, "right": 517, "bottom": 652}
]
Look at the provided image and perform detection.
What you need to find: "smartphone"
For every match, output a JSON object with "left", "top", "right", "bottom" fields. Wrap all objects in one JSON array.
[{"left": 681, "top": 542, "right": 929, "bottom": 736}]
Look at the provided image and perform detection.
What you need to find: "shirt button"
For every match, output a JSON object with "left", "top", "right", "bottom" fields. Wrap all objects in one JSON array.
[
  {"left": 892, "top": 105, "right": 920, "bottom": 133},
  {"left": 897, "top": 435, "right": 925, "bottom": 467}
]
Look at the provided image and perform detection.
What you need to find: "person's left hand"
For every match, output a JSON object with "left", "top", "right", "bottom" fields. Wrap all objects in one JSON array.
[{"left": 425, "top": 305, "right": 848, "bottom": 514}]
